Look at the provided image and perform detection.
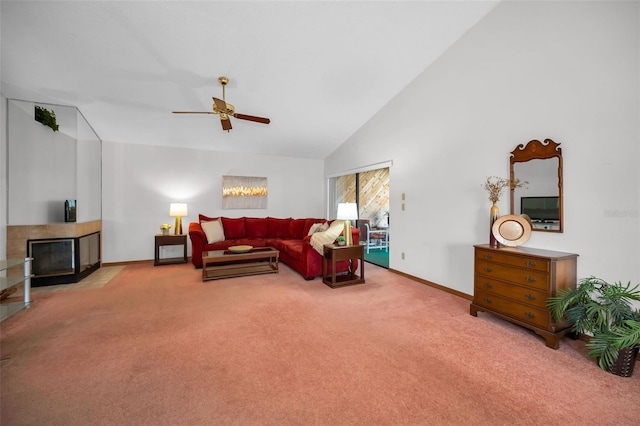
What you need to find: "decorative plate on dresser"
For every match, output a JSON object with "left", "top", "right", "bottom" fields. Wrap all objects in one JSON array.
[{"left": 470, "top": 244, "right": 578, "bottom": 349}]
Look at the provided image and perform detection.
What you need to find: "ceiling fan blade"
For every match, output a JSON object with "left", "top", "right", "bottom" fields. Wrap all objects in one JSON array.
[
  {"left": 220, "top": 117, "right": 232, "bottom": 131},
  {"left": 172, "top": 111, "right": 216, "bottom": 114},
  {"left": 212, "top": 97, "right": 227, "bottom": 113},
  {"left": 233, "top": 113, "right": 271, "bottom": 124}
]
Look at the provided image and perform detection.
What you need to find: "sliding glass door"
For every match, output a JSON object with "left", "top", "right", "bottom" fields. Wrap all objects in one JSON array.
[{"left": 331, "top": 167, "right": 389, "bottom": 268}]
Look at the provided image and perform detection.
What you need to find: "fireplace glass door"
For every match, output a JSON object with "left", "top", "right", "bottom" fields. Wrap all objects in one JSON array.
[{"left": 29, "top": 238, "right": 75, "bottom": 277}]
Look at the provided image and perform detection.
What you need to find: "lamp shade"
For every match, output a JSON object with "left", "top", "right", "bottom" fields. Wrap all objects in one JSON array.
[
  {"left": 169, "top": 203, "right": 188, "bottom": 217},
  {"left": 336, "top": 203, "right": 358, "bottom": 220}
]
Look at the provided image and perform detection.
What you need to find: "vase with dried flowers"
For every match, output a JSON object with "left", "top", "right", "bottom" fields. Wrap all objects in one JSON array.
[{"left": 483, "top": 176, "right": 527, "bottom": 246}]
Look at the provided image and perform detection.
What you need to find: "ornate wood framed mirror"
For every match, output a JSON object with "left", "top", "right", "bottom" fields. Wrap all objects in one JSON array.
[{"left": 509, "top": 139, "right": 563, "bottom": 233}]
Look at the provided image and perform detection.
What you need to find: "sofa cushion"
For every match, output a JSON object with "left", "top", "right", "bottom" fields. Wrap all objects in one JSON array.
[
  {"left": 205, "top": 241, "right": 234, "bottom": 251},
  {"left": 267, "top": 217, "right": 291, "bottom": 239},
  {"left": 266, "top": 238, "right": 286, "bottom": 251},
  {"left": 245, "top": 217, "right": 268, "bottom": 238},
  {"left": 221, "top": 217, "right": 246, "bottom": 239},
  {"left": 281, "top": 240, "right": 304, "bottom": 260},
  {"left": 201, "top": 219, "right": 225, "bottom": 243},
  {"left": 234, "top": 238, "right": 267, "bottom": 247},
  {"left": 287, "top": 219, "right": 306, "bottom": 239}
]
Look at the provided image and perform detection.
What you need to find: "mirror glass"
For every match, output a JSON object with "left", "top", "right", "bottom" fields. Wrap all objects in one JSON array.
[{"left": 509, "top": 139, "right": 563, "bottom": 233}]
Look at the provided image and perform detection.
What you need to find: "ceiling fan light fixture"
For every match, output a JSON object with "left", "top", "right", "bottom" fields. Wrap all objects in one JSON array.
[{"left": 172, "top": 76, "right": 270, "bottom": 132}]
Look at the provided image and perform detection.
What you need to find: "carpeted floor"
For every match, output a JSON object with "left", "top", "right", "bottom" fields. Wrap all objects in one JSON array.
[{"left": 1, "top": 262, "right": 639, "bottom": 425}]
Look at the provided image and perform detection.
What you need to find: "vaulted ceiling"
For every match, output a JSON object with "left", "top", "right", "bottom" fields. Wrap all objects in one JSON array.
[{"left": 1, "top": 1, "right": 499, "bottom": 159}]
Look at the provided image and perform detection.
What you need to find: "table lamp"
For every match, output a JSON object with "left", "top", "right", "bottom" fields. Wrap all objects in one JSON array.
[
  {"left": 336, "top": 202, "right": 358, "bottom": 246},
  {"left": 169, "top": 203, "right": 188, "bottom": 235}
]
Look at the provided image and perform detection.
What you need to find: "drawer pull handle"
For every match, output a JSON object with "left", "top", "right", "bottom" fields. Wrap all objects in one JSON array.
[
  {"left": 525, "top": 312, "right": 536, "bottom": 319},
  {"left": 525, "top": 276, "right": 536, "bottom": 283},
  {"left": 484, "top": 282, "right": 493, "bottom": 289},
  {"left": 524, "top": 294, "right": 536, "bottom": 301},
  {"left": 483, "top": 298, "right": 493, "bottom": 304},
  {"left": 484, "top": 254, "right": 493, "bottom": 259},
  {"left": 525, "top": 261, "right": 537, "bottom": 268},
  {"left": 484, "top": 267, "right": 493, "bottom": 273}
]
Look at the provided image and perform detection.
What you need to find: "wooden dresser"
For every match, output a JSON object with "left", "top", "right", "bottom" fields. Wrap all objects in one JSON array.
[{"left": 470, "top": 244, "right": 578, "bottom": 349}]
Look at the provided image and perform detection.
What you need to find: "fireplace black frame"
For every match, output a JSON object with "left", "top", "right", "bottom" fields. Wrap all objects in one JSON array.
[{"left": 27, "top": 232, "right": 101, "bottom": 286}]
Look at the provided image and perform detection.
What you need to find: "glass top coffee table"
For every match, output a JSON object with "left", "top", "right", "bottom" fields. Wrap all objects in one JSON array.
[{"left": 202, "top": 247, "right": 279, "bottom": 281}]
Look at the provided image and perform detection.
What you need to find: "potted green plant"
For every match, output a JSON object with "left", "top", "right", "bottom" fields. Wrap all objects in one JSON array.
[
  {"left": 34, "top": 105, "right": 59, "bottom": 131},
  {"left": 547, "top": 276, "right": 640, "bottom": 377},
  {"left": 335, "top": 236, "right": 346, "bottom": 246}
]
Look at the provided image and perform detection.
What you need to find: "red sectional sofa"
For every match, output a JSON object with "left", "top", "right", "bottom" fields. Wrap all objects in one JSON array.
[{"left": 188, "top": 215, "right": 360, "bottom": 280}]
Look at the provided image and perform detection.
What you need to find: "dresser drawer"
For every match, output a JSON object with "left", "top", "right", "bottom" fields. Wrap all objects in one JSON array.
[
  {"left": 474, "top": 289, "right": 549, "bottom": 329},
  {"left": 476, "top": 248, "right": 550, "bottom": 273},
  {"left": 475, "top": 260, "right": 550, "bottom": 291},
  {"left": 474, "top": 277, "right": 548, "bottom": 309}
]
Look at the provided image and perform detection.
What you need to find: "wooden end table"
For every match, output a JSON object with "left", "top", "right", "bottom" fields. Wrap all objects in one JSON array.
[
  {"left": 154, "top": 234, "right": 188, "bottom": 266},
  {"left": 322, "top": 243, "right": 365, "bottom": 288}
]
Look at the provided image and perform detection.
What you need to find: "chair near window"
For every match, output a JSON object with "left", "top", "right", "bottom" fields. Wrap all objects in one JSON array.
[{"left": 359, "top": 220, "right": 389, "bottom": 254}]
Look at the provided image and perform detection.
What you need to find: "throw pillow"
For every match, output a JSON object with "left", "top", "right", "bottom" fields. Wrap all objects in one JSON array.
[
  {"left": 307, "top": 222, "right": 329, "bottom": 235},
  {"left": 303, "top": 218, "right": 325, "bottom": 237},
  {"left": 307, "top": 222, "right": 322, "bottom": 235},
  {"left": 201, "top": 220, "right": 225, "bottom": 244},
  {"left": 199, "top": 214, "right": 218, "bottom": 223}
]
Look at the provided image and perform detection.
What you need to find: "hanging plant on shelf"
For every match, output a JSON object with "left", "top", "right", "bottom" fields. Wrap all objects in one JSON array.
[{"left": 34, "top": 105, "right": 59, "bottom": 131}]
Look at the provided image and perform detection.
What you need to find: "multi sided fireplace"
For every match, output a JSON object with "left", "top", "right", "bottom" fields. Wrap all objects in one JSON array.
[{"left": 27, "top": 232, "right": 101, "bottom": 286}]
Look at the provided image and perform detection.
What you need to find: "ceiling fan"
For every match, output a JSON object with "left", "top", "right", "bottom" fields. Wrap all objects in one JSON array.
[{"left": 172, "top": 76, "right": 270, "bottom": 131}]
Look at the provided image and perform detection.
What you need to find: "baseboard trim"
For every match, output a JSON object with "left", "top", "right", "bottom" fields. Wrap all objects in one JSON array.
[
  {"left": 388, "top": 268, "right": 473, "bottom": 301},
  {"left": 101, "top": 260, "right": 154, "bottom": 267},
  {"left": 102, "top": 258, "right": 194, "bottom": 267}
]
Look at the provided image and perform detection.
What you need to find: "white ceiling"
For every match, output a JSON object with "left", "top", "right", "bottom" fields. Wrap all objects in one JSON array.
[{"left": 1, "top": 1, "right": 499, "bottom": 159}]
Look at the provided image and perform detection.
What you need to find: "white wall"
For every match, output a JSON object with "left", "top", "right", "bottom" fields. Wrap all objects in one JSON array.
[
  {"left": 325, "top": 1, "right": 640, "bottom": 295},
  {"left": 102, "top": 141, "right": 324, "bottom": 263},
  {"left": 6, "top": 99, "right": 102, "bottom": 225},
  {"left": 76, "top": 110, "right": 102, "bottom": 222},
  {"left": 7, "top": 100, "right": 77, "bottom": 224},
  {"left": 1, "top": 97, "right": 7, "bottom": 261}
]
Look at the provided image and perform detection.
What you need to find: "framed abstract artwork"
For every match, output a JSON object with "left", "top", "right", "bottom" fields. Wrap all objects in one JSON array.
[{"left": 222, "top": 175, "right": 268, "bottom": 209}]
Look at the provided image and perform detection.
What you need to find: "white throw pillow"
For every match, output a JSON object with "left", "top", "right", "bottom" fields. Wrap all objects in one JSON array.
[
  {"left": 307, "top": 221, "right": 329, "bottom": 236},
  {"left": 201, "top": 220, "right": 225, "bottom": 243},
  {"left": 307, "top": 222, "right": 321, "bottom": 236}
]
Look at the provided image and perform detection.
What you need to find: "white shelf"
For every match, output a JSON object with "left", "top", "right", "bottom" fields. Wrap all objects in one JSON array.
[{"left": 0, "top": 258, "right": 32, "bottom": 322}]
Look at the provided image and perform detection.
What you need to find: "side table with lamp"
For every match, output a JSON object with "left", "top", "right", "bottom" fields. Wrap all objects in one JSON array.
[
  {"left": 322, "top": 202, "right": 364, "bottom": 288},
  {"left": 155, "top": 203, "right": 189, "bottom": 266}
]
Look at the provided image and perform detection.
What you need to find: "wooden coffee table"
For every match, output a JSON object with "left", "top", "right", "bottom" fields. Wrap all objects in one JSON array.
[{"left": 202, "top": 247, "right": 279, "bottom": 281}]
